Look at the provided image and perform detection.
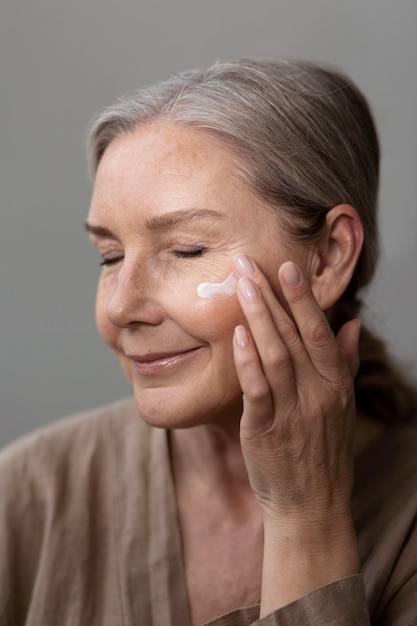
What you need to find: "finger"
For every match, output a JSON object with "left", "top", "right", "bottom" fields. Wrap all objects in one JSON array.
[
  {"left": 233, "top": 254, "right": 309, "bottom": 373},
  {"left": 235, "top": 275, "right": 298, "bottom": 404},
  {"left": 233, "top": 254, "right": 295, "bottom": 330},
  {"left": 233, "top": 325, "right": 275, "bottom": 432},
  {"left": 278, "top": 261, "right": 350, "bottom": 384}
]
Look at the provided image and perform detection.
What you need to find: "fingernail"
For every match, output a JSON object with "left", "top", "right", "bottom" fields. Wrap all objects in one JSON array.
[
  {"left": 280, "top": 261, "right": 300, "bottom": 287},
  {"left": 233, "top": 254, "right": 256, "bottom": 277},
  {"left": 234, "top": 325, "right": 249, "bottom": 348},
  {"left": 239, "top": 276, "right": 259, "bottom": 301}
]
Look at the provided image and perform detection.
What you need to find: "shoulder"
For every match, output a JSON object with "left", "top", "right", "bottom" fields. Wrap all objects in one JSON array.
[
  {"left": 0, "top": 396, "right": 137, "bottom": 460},
  {"left": 0, "top": 397, "right": 145, "bottom": 503},
  {"left": 0, "top": 400, "right": 159, "bottom": 623}
]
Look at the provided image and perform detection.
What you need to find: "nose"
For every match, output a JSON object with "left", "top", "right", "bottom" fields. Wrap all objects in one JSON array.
[{"left": 105, "top": 257, "right": 165, "bottom": 328}]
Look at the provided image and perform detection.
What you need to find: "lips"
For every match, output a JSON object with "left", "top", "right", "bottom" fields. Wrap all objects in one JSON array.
[{"left": 128, "top": 347, "right": 204, "bottom": 374}]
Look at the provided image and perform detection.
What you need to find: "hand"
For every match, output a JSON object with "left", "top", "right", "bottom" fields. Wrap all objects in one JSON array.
[{"left": 232, "top": 254, "right": 361, "bottom": 611}]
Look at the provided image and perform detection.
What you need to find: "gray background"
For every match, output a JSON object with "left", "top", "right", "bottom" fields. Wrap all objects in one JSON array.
[{"left": 1, "top": 0, "right": 416, "bottom": 448}]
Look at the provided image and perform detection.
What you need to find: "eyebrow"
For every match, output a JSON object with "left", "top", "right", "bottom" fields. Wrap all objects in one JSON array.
[
  {"left": 85, "top": 208, "right": 224, "bottom": 238},
  {"left": 144, "top": 208, "right": 224, "bottom": 230},
  {"left": 84, "top": 223, "right": 115, "bottom": 238}
]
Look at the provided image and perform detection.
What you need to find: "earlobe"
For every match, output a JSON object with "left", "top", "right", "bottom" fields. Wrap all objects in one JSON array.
[{"left": 310, "top": 205, "right": 364, "bottom": 311}]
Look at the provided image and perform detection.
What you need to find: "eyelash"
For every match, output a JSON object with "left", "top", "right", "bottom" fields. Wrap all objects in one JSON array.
[
  {"left": 99, "top": 256, "right": 123, "bottom": 267},
  {"left": 173, "top": 247, "right": 207, "bottom": 259},
  {"left": 99, "top": 247, "right": 206, "bottom": 266}
]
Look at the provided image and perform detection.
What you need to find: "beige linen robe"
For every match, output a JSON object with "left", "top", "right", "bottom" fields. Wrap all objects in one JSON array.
[{"left": 0, "top": 398, "right": 416, "bottom": 625}]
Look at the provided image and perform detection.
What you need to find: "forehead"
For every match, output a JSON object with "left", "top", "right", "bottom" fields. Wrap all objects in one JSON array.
[
  {"left": 95, "top": 121, "right": 238, "bottom": 187},
  {"left": 87, "top": 122, "right": 297, "bottom": 263},
  {"left": 89, "top": 120, "right": 262, "bottom": 226}
]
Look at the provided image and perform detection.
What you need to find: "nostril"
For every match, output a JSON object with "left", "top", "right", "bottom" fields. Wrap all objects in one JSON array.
[{"left": 106, "top": 291, "right": 165, "bottom": 328}]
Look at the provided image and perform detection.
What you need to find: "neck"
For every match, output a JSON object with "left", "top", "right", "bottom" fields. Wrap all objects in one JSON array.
[{"left": 169, "top": 420, "right": 254, "bottom": 503}]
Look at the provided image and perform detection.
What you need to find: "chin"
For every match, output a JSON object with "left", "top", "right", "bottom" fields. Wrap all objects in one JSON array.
[
  {"left": 133, "top": 401, "right": 202, "bottom": 430},
  {"left": 132, "top": 391, "right": 242, "bottom": 431}
]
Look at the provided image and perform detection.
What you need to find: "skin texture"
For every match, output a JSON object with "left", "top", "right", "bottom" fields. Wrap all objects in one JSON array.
[
  {"left": 87, "top": 120, "right": 311, "bottom": 432},
  {"left": 87, "top": 120, "right": 364, "bottom": 624},
  {"left": 233, "top": 259, "right": 361, "bottom": 615}
]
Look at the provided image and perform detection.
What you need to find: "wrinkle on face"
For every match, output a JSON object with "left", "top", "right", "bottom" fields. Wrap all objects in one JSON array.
[{"left": 87, "top": 121, "right": 307, "bottom": 430}]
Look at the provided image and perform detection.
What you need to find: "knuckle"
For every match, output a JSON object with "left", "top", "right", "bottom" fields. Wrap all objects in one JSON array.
[
  {"left": 244, "top": 381, "right": 270, "bottom": 403},
  {"left": 337, "top": 384, "right": 354, "bottom": 408},
  {"left": 276, "top": 316, "right": 299, "bottom": 345},
  {"left": 237, "top": 353, "right": 255, "bottom": 372},
  {"left": 263, "top": 345, "right": 290, "bottom": 372},
  {"left": 308, "top": 319, "right": 333, "bottom": 346}
]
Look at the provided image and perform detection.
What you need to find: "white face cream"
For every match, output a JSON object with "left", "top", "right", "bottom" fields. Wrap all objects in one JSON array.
[{"left": 197, "top": 273, "right": 238, "bottom": 299}]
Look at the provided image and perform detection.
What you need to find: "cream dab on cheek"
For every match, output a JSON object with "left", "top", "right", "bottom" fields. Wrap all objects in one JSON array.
[{"left": 197, "top": 272, "right": 238, "bottom": 299}]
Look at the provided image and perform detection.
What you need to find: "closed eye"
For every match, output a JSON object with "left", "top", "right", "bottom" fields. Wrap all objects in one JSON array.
[
  {"left": 99, "top": 256, "right": 123, "bottom": 266},
  {"left": 174, "top": 247, "right": 207, "bottom": 259}
]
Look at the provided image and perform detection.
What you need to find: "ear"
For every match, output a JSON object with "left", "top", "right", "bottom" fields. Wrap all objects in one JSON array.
[{"left": 309, "top": 204, "right": 364, "bottom": 311}]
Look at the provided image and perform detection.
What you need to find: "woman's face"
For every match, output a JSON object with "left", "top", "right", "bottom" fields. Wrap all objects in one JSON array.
[{"left": 87, "top": 121, "right": 308, "bottom": 429}]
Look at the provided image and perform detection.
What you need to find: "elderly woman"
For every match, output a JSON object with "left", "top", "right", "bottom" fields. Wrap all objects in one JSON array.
[{"left": 1, "top": 58, "right": 417, "bottom": 625}]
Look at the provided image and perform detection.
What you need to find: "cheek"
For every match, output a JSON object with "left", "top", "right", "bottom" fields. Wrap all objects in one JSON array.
[
  {"left": 94, "top": 264, "right": 245, "bottom": 350},
  {"left": 161, "top": 262, "right": 246, "bottom": 339},
  {"left": 185, "top": 292, "right": 245, "bottom": 345}
]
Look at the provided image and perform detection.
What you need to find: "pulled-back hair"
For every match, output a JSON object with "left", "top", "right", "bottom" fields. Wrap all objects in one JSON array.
[{"left": 87, "top": 58, "right": 417, "bottom": 424}]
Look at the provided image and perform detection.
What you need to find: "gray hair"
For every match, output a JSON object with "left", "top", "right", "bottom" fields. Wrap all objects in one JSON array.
[
  {"left": 87, "top": 58, "right": 379, "bottom": 313},
  {"left": 87, "top": 58, "right": 417, "bottom": 424}
]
